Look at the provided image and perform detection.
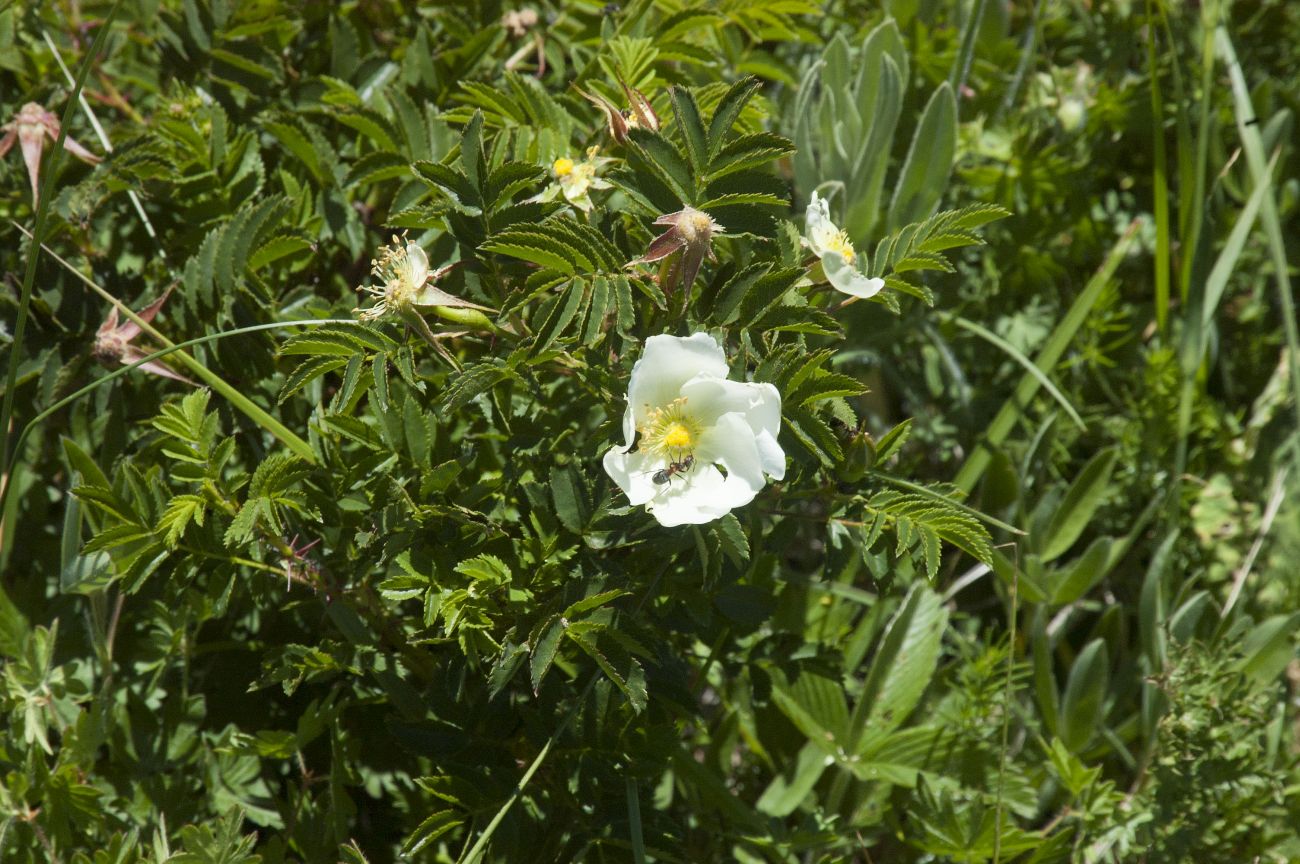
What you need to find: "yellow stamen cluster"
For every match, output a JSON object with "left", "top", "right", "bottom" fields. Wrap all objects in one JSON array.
[
  {"left": 823, "top": 229, "right": 856, "bottom": 264},
  {"left": 552, "top": 157, "right": 575, "bottom": 177},
  {"left": 357, "top": 234, "right": 420, "bottom": 320},
  {"left": 638, "top": 397, "right": 701, "bottom": 459}
]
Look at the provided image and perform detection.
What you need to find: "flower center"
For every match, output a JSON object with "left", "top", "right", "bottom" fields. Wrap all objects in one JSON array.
[
  {"left": 360, "top": 236, "right": 422, "bottom": 319},
  {"left": 662, "top": 423, "right": 692, "bottom": 449},
  {"left": 639, "top": 398, "right": 701, "bottom": 459},
  {"left": 679, "top": 209, "right": 718, "bottom": 246},
  {"left": 823, "top": 229, "right": 856, "bottom": 264},
  {"left": 553, "top": 157, "right": 575, "bottom": 177}
]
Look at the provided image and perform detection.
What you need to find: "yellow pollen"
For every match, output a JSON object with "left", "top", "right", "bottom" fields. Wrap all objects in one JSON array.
[
  {"left": 638, "top": 398, "right": 701, "bottom": 458},
  {"left": 553, "top": 157, "right": 575, "bottom": 177},
  {"left": 826, "top": 230, "right": 856, "bottom": 264},
  {"left": 663, "top": 423, "right": 692, "bottom": 449}
]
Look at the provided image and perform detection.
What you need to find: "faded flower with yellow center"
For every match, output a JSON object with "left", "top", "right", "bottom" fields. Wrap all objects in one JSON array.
[
  {"left": 804, "top": 192, "right": 884, "bottom": 299},
  {"left": 604, "top": 333, "right": 784, "bottom": 527},
  {"left": 535, "top": 146, "right": 612, "bottom": 213},
  {"left": 355, "top": 235, "right": 496, "bottom": 345}
]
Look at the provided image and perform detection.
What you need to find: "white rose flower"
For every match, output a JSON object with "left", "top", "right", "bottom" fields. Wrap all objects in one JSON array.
[
  {"left": 804, "top": 191, "right": 885, "bottom": 299},
  {"left": 603, "top": 333, "right": 785, "bottom": 527}
]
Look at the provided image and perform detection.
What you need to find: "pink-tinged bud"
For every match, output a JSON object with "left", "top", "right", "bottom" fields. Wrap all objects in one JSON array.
[
  {"left": 91, "top": 289, "right": 193, "bottom": 384},
  {"left": 636, "top": 206, "right": 723, "bottom": 295},
  {"left": 0, "top": 102, "right": 101, "bottom": 204},
  {"left": 579, "top": 79, "right": 659, "bottom": 144}
]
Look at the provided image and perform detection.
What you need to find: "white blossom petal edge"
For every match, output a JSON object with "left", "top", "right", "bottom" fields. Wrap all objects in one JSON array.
[
  {"left": 603, "top": 333, "right": 785, "bottom": 527},
  {"left": 804, "top": 191, "right": 885, "bottom": 299}
]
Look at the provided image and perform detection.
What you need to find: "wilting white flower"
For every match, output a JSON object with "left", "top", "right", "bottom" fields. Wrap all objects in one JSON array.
[
  {"left": 535, "top": 146, "right": 612, "bottom": 213},
  {"left": 92, "top": 288, "right": 193, "bottom": 384},
  {"left": 804, "top": 191, "right": 884, "bottom": 299},
  {"left": 355, "top": 235, "right": 496, "bottom": 344},
  {"left": 603, "top": 333, "right": 784, "bottom": 527}
]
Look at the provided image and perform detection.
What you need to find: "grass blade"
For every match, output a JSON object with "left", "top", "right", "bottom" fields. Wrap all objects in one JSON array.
[
  {"left": 1217, "top": 27, "right": 1300, "bottom": 435},
  {"left": 954, "top": 221, "right": 1140, "bottom": 493},
  {"left": 0, "top": 319, "right": 357, "bottom": 520},
  {"left": 946, "top": 314, "right": 1086, "bottom": 431},
  {"left": 626, "top": 776, "right": 647, "bottom": 864},
  {"left": 1, "top": 2, "right": 122, "bottom": 481},
  {"left": 1145, "top": 0, "right": 1171, "bottom": 331},
  {"left": 11, "top": 223, "right": 317, "bottom": 464}
]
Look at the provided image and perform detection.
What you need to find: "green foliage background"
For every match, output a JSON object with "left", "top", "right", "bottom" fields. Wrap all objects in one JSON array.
[{"left": 2, "top": 1, "right": 1299, "bottom": 862}]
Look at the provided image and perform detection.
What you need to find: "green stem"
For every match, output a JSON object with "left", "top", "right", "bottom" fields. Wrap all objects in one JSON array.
[
  {"left": 10, "top": 222, "right": 318, "bottom": 463},
  {"left": 0, "top": 318, "right": 358, "bottom": 520},
  {"left": 1, "top": 3, "right": 122, "bottom": 481}
]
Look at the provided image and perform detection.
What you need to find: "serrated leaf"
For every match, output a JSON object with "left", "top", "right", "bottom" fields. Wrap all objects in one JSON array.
[
  {"left": 669, "top": 86, "right": 709, "bottom": 175},
  {"left": 566, "top": 627, "right": 647, "bottom": 713},
  {"left": 856, "top": 585, "right": 948, "bottom": 738},
  {"left": 278, "top": 355, "right": 348, "bottom": 404},
  {"left": 529, "top": 615, "right": 563, "bottom": 693},
  {"left": 157, "top": 494, "right": 206, "bottom": 548},
  {"left": 706, "top": 131, "right": 796, "bottom": 180},
  {"left": 401, "top": 810, "right": 463, "bottom": 857},
  {"left": 706, "top": 76, "right": 761, "bottom": 158},
  {"left": 627, "top": 127, "right": 695, "bottom": 205}
]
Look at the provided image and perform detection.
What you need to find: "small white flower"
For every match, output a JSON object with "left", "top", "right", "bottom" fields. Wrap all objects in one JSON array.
[
  {"left": 603, "top": 333, "right": 785, "bottom": 527},
  {"left": 804, "top": 191, "right": 884, "bottom": 299},
  {"left": 356, "top": 236, "right": 433, "bottom": 321},
  {"left": 355, "top": 234, "right": 497, "bottom": 345},
  {"left": 536, "top": 147, "right": 613, "bottom": 213}
]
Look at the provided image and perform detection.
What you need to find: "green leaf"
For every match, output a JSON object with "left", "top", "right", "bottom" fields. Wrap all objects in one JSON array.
[
  {"left": 669, "top": 86, "right": 709, "bottom": 175},
  {"left": 1041, "top": 448, "right": 1118, "bottom": 562},
  {"left": 756, "top": 741, "right": 827, "bottom": 817},
  {"left": 529, "top": 615, "right": 563, "bottom": 693},
  {"left": 157, "top": 494, "right": 207, "bottom": 548},
  {"left": 770, "top": 668, "right": 850, "bottom": 748},
  {"left": 566, "top": 626, "right": 647, "bottom": 712},
  {"left": 1236, "top": 613, "right": 1300, "bottom": 683},
  {"left": 887, "top": 82, "right": 957, "bottom": 231},
  {"left": 874, "top": 418, "right": 912, "bottom": 464},
  {"left": 344, "top": 151, "right": 410, "bottom": 188},
  {"left": 706, "top": 76, "right": 761, "bottom": 158},
  {"left": 412, "top": 159, "right": 482, "bottom": 214},
  {"left": 706, "top": 131, "right": 795, "bottom": 180},
  {"left": 483, "top": 234, "right": 577, "bottom": 275},
  {"left": 853, "top": 585, "right": 948, "bottom": 741},
  {"left": 278, "top": 355, "right": 348, "bottom": 404},
  {"left": 1058, "top": 638, "right": 1109, "bottom": 753},
  {"left": 529, "top": 280, "right": 587, "bottom": 355},
  {"left": 402, "top": 809, "right": 464, "bottom": 856},
  {"left": 627, "top": 127, "right": 695, "bottom": 205},
  {"left": 1049, "top": 536, "right": 1115, "bottom": 605}
]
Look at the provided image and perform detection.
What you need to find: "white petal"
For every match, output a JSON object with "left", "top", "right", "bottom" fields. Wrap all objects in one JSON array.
[
  {"left": 824, "top": 253, "right": 884, "bottom": 299},
  {"left": 804, "top": 192, "right": 834, "bottom": 257},
  {"left": 404, "top": 243, "right": 430, "bottom": 286},
  {"left": 647, "top": 412, "right": 767, "bottom": 520},
  {"left": 602, "top": 447, "right": 659, "bottom": 506},
  {"left": 645, "top": 465, "right": 736, "bottom": 527},
  {"left": 678, "top": 376, "right": 785, "bottom": 480},
  {"left": 627, "top": 333, "right": 728, "bottom": 429}
]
